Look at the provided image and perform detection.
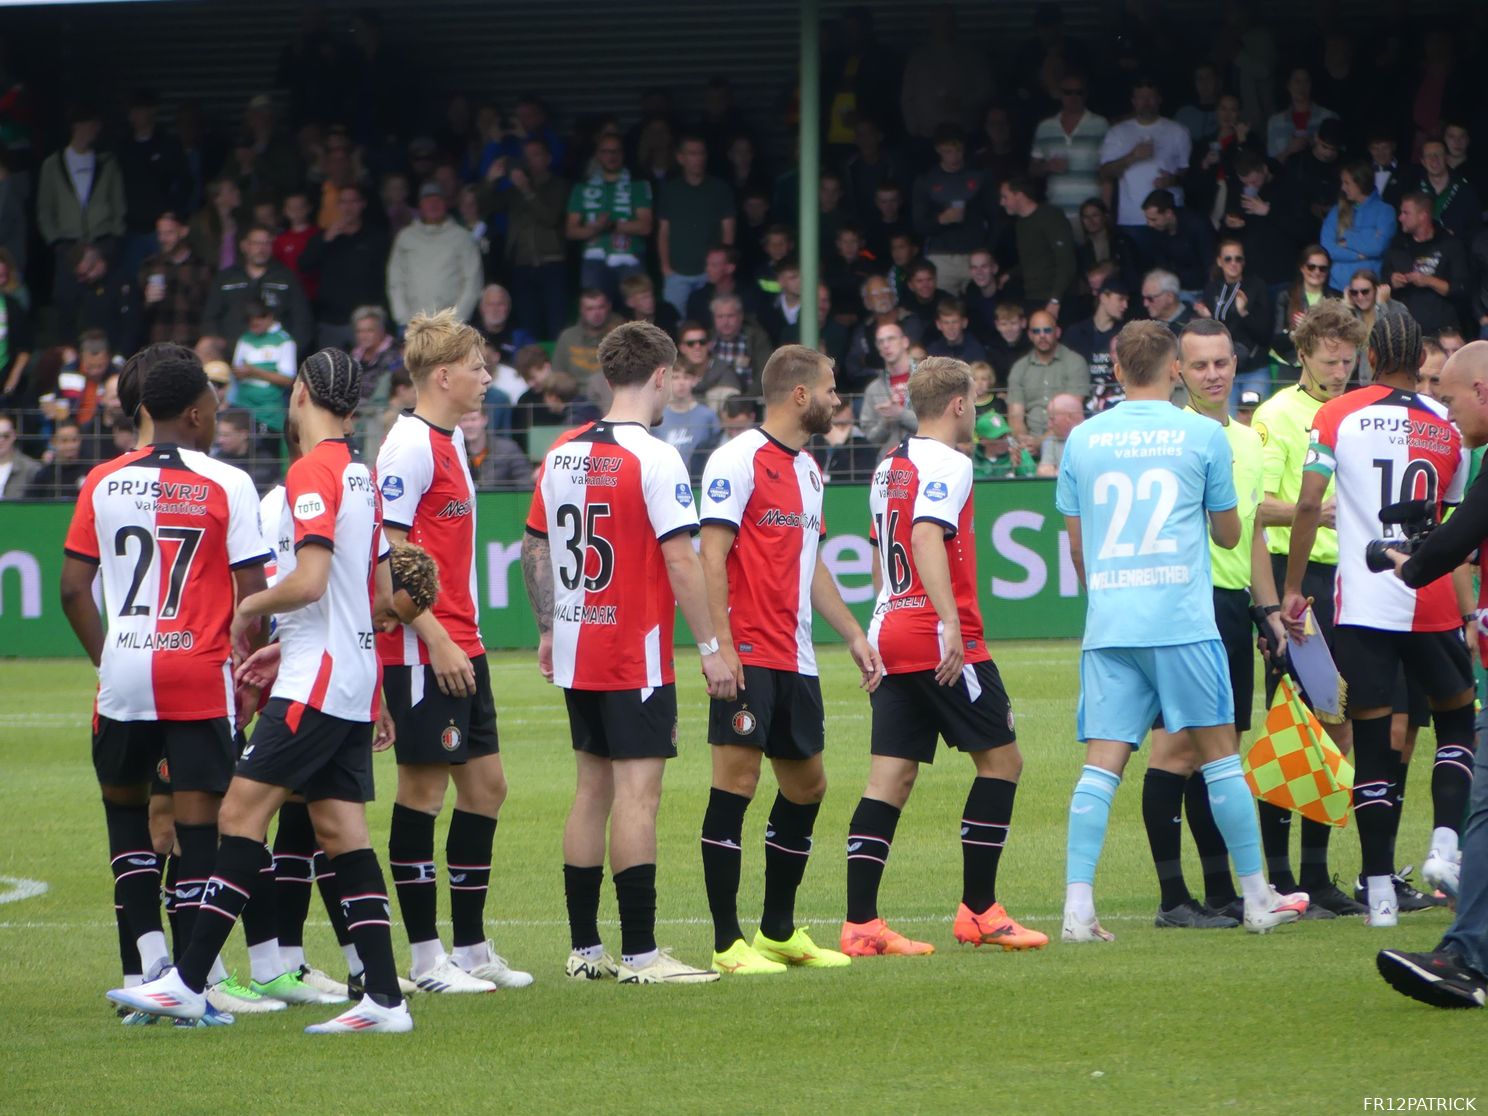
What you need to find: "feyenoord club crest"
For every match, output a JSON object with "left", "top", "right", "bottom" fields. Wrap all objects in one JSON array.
[
  {"left": 156, "top": 758, "right": 171, "bottom": 784},
  {"left": 441, "top": 725, "right": 462, "bottom": 752},
  {"left": 732, "top": 709, "right": 756, "bottom": 736}
]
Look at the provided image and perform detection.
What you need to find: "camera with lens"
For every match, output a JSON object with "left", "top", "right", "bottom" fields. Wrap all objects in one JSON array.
[{"left": 1364, "top": 498, "right": 1437, "bottom": 573}]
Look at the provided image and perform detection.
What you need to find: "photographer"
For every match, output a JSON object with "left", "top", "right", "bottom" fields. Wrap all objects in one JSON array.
[
  {"left": 1284, "top": 313, "right": 1476, "bottom": 931},
  {"left": 1376, "top": 338, "right": 1488, "bottom": 1009}
]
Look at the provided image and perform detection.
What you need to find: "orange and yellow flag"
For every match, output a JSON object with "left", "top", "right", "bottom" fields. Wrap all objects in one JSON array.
[{"left": 1242, "top": 676, "right": 1354, "bottom": 828}]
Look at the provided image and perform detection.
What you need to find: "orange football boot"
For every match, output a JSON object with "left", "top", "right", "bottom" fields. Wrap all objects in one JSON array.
[
  {"left": 839, "top": 917, "right": 935, "bottom": 957},
  {"left": 952, "top": 901, "right": 1049, "bottom": 950}
]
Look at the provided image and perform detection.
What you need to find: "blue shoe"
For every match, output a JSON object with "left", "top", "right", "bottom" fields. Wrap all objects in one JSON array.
[{"left": 173, "top": 1003, "right": 236, "bottom": 1028}]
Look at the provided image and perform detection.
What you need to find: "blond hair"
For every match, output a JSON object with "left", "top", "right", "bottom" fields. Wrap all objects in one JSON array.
[
  {"left": 1114, "top": 320, "right": 1178, "bottom": 387},
  {"left": 908, "top": 356, "right": 973, "bottom": 419},
  {"left": 402, "top": 307, "right": 484, "bottom": 383},
  {"left": 1292, "top": 298, "right": 1367, "bottom": 360}
]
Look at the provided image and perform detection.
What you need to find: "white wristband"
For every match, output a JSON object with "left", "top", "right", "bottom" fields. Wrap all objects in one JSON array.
[{"left": 697, "top": 638, "right": 720, "bottom": 656}]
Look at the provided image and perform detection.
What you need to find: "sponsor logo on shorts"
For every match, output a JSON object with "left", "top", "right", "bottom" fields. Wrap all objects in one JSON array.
[
  {"left": 731, "top": 709, "right": 757, "bottom": 736},
  {"left": 441, "top": 725, "right": 462, "bottom": 752},
  {"left": 294, "top": 492, "right": 326, "bottom": 521},
  {"left": 707, "top": 478, "right": 731, "bottom": 502},
  {"left": 156, "top": 758, "right": 171, "bottom": 784},
  {"left": 381, "top": 475, "right": 405, "bottom": 500},
  {"left": 675, "top": 483, "right": 693, "bottom": 507},
  {"left": 924, "top": 480, "right": 948, "bottom": 501},
  {"left": 240, "top": 744, "right": 255, "bottom": 759}
]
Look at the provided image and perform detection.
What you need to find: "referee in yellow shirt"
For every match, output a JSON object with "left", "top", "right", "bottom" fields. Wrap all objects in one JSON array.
[{"left": 1250, "top": 300, "right": 1368, "bottom": 916}]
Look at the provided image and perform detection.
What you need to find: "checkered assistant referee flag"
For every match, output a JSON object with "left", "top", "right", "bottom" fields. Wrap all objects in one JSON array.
[{"left": 1242, "top": 676, "right": 1355, "bottom": 828}]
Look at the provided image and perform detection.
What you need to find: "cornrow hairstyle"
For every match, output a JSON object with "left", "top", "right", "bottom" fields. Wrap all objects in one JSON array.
[
  {"left": 389, "top": 542, "right": 440, "bottom": 615},
  {"left": 139, "top": 356, "right": 211, "bottom": 422},
  {"left": 298, "top": 348, "right": 363, "bottom": 417},
  {"left": 1368, "top": 310, "right": 1423, "bottom": 380},
  {"left": 119, "top": 343, "right": 198, "bottom": 422}
]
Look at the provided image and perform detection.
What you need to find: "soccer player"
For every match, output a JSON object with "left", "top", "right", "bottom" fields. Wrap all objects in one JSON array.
[
  {"left": 521, "top": 320, "right": 733, "bottom": 984},
  {"left": 1283, "top": 311, "right": 1476, "bottom": 925},
  {"left": 841, "top": 357, "right": 1048, "bottom": 957},
  {"left": 1057, "top": 321, "right": 1307, "bottom": 941},
  {"left": 60, "top": 353, "right": 271, "bottom": 1014},
  {"left": 1250, "top": 301, "right": 1368, "bottom": 916},
  {"left": 1141, "top": 319, "right": 1292, "bottom": 929},
  {"left": 697, "top": 344, "right": 882, "bottom": 976},
  {"left": 110, "top": 349, "right": 417, "bottom": 1033},
  {"left": 377, "top": 308, "right": 531, "bottom": 993}
]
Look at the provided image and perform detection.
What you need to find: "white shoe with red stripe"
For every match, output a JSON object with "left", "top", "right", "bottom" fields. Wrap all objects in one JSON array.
[
  {"left": 106, "top": 966, "right": 208, "bottom": 1023},
  {"left": 304, "top": 995, "right": 413, "bottom": 1034}
]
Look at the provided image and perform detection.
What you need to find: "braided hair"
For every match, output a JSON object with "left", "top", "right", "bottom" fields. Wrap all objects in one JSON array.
[
  {"left": 119, "top": 343, "right": 198, "bottom": 422},
  {"left": 1368, "top": 310, "right": 1423, "bottom": 382},
  {"left": 298, "top": 348, "right": 362, "bottom": 417}
]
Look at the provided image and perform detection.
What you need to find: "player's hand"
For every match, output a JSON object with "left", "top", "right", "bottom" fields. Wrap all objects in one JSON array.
[
  {"left": 1280, "top": 592, "right": 1312, "bottom": 639},
  {"left": 1257, "top": 614, "right": 1289, "bottom": 674},
  {"left": 235, "top": 642, "right": 282, "bottom": 690},
  {"left": 1319, "top": 497, "right": 1337, "bottom": 529},
  {"left": 701, "top": 649, "right": 736, "bottom": 700},
  {"left": 933, "top": 625, "right": 965, "bottom": 686},
  {"left": 720, "top": 641, "right": 746, "bottom": 695},
  {"left": 1466, "top": 618, "right": 1482, "bottom": 669},
  {"left": 373, "top": 707, "right": 397, "bottom": 752},
  {"left": 847, "top": 634, "right": 884, "bottom": 693},
  {"left": 230, "top": 609, "right": 262, "bottom": 665},
  {"left": 430, "top": 635, "right": 477, "bottom": 697},
  {"left": 537, "top": 631, "right": 554, "bottom": 683},
  {"left": 233, "top": 683, "right": 260, "bottom": 730}
]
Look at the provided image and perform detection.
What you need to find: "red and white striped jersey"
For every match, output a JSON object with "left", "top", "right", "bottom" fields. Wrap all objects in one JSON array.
[
  {"left": 63, "top": 443, "right": 269, "bottom": 721},
  {"left": 700, "top": 429, "right": 825, "bottom": 675},
  {"left": 375, "top": 413, "right": 483, "bottom": 665},
  {"left": 867, "top": 437, "right": 990, "bottom": 674},
  {"left": 271, "top": 438, "right": 386, "bottom": 724},
  {"left": 526, "top": 420, "right": 698, "bottom": 691},
  {"left": 1306, "top": 384, "right": 1467, "bottom": 631}
]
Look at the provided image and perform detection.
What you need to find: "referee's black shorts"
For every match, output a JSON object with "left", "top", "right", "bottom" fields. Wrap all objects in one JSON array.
[{"left": 1213, "top": 586, "right": 1256, "bottom": 733}]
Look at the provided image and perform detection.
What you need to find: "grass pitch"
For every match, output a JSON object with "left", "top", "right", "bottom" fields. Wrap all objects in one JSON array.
[{"left": 0, "top": 645, "right": 1480, "bottom": 1115}]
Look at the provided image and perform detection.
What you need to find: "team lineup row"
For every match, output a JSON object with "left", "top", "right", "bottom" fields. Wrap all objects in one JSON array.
[{"left": 72, "top": 301, "right": 1475, "bottom": 1032}]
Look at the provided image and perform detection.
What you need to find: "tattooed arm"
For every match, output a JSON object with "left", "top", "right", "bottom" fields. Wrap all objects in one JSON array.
[{"left": 520, "top": 530, "right": 555, "bottom": 681}]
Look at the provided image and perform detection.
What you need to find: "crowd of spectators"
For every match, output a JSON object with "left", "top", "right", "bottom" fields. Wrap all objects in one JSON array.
[{"left": 3, "top": 4, "right": 1488, "bottom": 497}]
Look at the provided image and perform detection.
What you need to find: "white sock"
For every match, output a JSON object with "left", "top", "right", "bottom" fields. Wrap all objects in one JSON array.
[
  {"left": 409, "top": 939, "right": 444, "bottom": 976},
  {"left": 341, "top": 943, "right": 363, "bottom": 974},
  {"left": 207, "top": 955, "right": 228, "bottom": 986},
  {"left": 123, "top": 974, "right": 143, "bottom": 988},
  {"left": 451, "top": 942, "right": 489, "bottom": 970},
  {"left": 621, "top": 948, "right": 658, "bottom": 969},
  {"left": 1366, "top": 874, "right": 1395, "bottom": 909},
  {"left": 1237, "top": 872, "right": 1270, "bottom": 908},
  {"left": 248, "top": 940, "right": 285, "bottom": 984},
  {"left": 136, "top": 931, "right": 168, "bottom": 979},
  {"left": 1064, "top": 882, "right": 1095, "bottom": 921},
  {"left": 1431, "top": 826, "right": 1460, "bottom": 861},
  {"left": 575, "top": 944, "right": 604, "bottom": 962},
  {"left": 280, "top": 945, "right": 306, "bottom": 972}
]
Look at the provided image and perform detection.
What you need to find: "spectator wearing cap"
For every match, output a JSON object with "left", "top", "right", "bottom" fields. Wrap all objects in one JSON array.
[
  {"left": 999, "top": 176, "right": 1076, "bottom": 317},
  {"left": 657, "top": 134, "right": 736, "bottom": 317},
  {"left": 1265, "top": 68, "right": 1338, "bottom": 164},
  {"left": 1220, "top": 150, "right": 1306, "bottom": 288},
  {"left": 300, "top": 183, "right": 390, "bottom": 350},
  {"left": 1061, "top": 278, "right": 1129, "bottom": 413},
  {"left": 202, "top": 224, "right": 314, "bottom": 356},
  {"left": 911, "top": 123, "right": 987, "bottom": 296},
  {"left": 1281, "top": 118, "right": 1345, "bottom": 239},
  {"left": 1098, "top": 77, "right": 1191, "bottom": 239},
  {"left": 1142, "top": 189, "right": 1213, "bottom": 297},
  {"left": 1234, "top": 389, "right": 1261, "bottom": 426},
  {"left": 37, "top": 105, "right": 126, "bottom": 331},
  {"left": 1194, "top": 235, "right": 1271, "bottom": 407},
  {"left": 971, "top": 410, "right": 1035, "bottom": 479},
  {"left": 386, "top": 182, "right": 483, "bottom": 329},
  {"left": 1028, "top": 72, "right": 1109, "bottom": 231},
  {"left": 139, "top": 211, "right": 212, "bottom": 345}
]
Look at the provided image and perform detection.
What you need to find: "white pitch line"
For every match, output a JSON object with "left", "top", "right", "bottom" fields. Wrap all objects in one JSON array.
[{"left": 0, "top": 876, "right": 48, "bottom": 904}]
